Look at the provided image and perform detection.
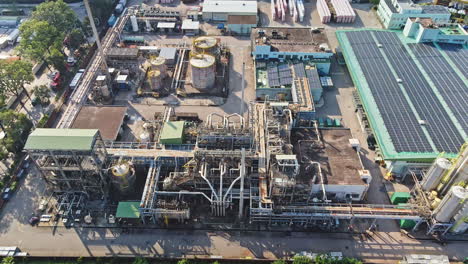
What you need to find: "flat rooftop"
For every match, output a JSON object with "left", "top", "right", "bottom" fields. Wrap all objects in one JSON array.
[
  {"left": 71, "top": 106, "right": 127, "bottom": 141},
  {"left": 251, "top": 27, "right": 329, "bottom": 53},
  {"left": 24, "top": 129, "right": 99, "bottom": 151},
  {"left": 293, "top": 128, "right": 365, "bottom": 186},
  {"left": 336, "top": 30, "right": 467, "bottom": 161}
]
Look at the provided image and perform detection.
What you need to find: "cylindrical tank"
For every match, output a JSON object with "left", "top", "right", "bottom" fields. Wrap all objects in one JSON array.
[
  {"left": 130, "top": 15, "right": 139, "bottom": 32},
  {"left": 193, "top": 36, "right": 218, "bottom": 54},
  {"left": 111, "top": 161, "right": 136, "bottom": 193},
  {"left": 100, "top": 85, "right": 111, "bottom": 98},
  {"left": 140, "top": 131, "right": 151, "bottom": 142},
  {"left": 450, "top": 216, "right": 468, "bottom": 234},
  {"left": 190, "top": 54, "right": 216, "bottom": 90},
  {"left": 150, "top": 57, "right": 167, "bottom": 78},
  {"left": 433, "top": 186, "right": 468, "bottom": 222},
  {"left": 147, "top": 70, "right": 163, "bottom": 90},
  {"left": 421, "top": 158, "right": 451, "bottom": 191}
]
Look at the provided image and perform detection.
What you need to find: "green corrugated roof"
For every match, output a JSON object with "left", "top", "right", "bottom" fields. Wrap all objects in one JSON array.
[
  {"left": 336, "top": 29, "right": 461, "bottom": 161},
  {"left": 116, "top": 201, "right": 140, "bottom": 218},
  {"left": 24, "top": 128, "right": 98, "bottom": 151},
  {"left": 160, "top": 121, "right": 185, "bottom": 141}
]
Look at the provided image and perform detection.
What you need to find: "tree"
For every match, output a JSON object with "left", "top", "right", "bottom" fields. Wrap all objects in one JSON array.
[
  {"left": 33, "top": 85, "right": 51, "bottom": 107},
  {"left": 0, "top": 110, "right": 33, "bottom": 155},
  {"left": 0, "top": 60, "right": 34, "bottom": 117},
  {"left": 30, "top": 0, "right": 79, "bottom": 34},
  {"left": 293, "top": 256, "right": 312, "bottom": 264},
  {"left": 66, "top": 28, "right": 86, "bottom": 51},
  {"left": 370, "top": 0, "right": 380, "bottom": 5},
  {"left": 17, "top": 20, "right": 63, "bottom": 66},
  {"left": 272, "top": 260, "right": 287, "bottom": 264},
  {"left": 1, "top": 256, "right": 14, "bottom": 264}
]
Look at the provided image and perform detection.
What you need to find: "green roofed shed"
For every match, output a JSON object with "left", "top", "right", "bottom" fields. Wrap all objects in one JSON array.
[
  {"left": 24, "top": 128, "right": 99, "bottom": 151},
  {"left": 116, "top": 201, "right": 140, "bottom": 219},
  {"left": 159, "top": 121, "right": 185, "bottom": 145}
]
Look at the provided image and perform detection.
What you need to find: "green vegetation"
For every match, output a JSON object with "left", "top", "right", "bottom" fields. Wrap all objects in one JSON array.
[
  {"left": 0, "top": 257, "right": 365, "bottom": 264},
  {"left": 370, "top": 0, "right": 380, "bottom": 6},
  {"left": 0, "top": 110, "right": 33, "bottom": 157},
  {"left": 0, "top": 60, "right": 35, "bottom": 117},
  {"left": 17, "top": 0, "right": 80, "bottom": 71}
]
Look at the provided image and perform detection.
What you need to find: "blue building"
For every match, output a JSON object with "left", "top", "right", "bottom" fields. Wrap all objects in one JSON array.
[{"left": 251, "top": 27, "right": 334, "bottom": 75}]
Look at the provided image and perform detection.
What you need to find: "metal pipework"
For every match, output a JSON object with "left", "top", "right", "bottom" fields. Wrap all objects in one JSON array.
[
  {"left": 156, "top": 191, "right": 212, "bottom": 203},
  {"left": 199, "top": 162, "right": 220, "bottom": 201},
  {"left": 310, "top": 161, "right": 327, "bottom": 201}
]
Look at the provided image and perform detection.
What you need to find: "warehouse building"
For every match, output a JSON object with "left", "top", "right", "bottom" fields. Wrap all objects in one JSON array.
[
  {"left": 227, "top": 15, "right": 257, "bottom": 35},
  {"left": 202, "top": 0, "right": 257, "bottom": 21},
  {"left": 336, "top": 29, "right": 468, "bottom": 176},
  {"left": 377, "top": 0, "right": 451, "bottom": 29}
]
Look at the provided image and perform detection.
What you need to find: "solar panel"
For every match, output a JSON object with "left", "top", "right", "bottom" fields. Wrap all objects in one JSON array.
[
  {"left": 345, "top": 31, "right": 433, "bottom": 153},
  {"left": 279, "top": 70, "right": 292, "bottom": 78},
  {"left": 438, "top": 43, "right": 468, "bottom": 78},
  {"left": 374, "top": 31, "right": 464, "bottom": 153},
  {"left": 278, "top": 64, "right": 290, "bottom": 71},
  {"left": 306, "top": 68, "right": 321, "bottom": 88},
  {"left": 280, "top": 77, "right": 293, "bottom": 85},
  {"left": 409, "top": 43, "right": 468, "bottom": 134},
  {"left": 293, "top": 63, "right": 306, "bottom": 78},
  {"left": 269, "top": 79, "right": 280, "bottom": 87}
]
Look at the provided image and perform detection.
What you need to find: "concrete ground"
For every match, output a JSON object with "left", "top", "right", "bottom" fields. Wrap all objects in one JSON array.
[{"left": 113, "top": 36, "right": 254, "bottom": 141}]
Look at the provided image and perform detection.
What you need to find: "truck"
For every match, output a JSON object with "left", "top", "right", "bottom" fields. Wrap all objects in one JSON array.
[{"left": 6, "top": 29, "right": 20, "bottom": 45}]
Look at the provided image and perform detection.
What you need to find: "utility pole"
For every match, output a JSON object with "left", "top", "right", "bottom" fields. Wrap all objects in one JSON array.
[
  {"left": 240, "top": 62, "right": 246, "bottom": 116},
  {"left": 83, "top": 0, "right": 110, "bottom": 80}
]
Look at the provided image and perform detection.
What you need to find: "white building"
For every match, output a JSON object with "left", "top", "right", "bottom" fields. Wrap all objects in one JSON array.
[
  {"left": 202, "top": 0, "right": 257, "bottom": 21},
  {"left": 377, "top": 0, "right": 451, "bottom": 29},
  {"left": 403, "top": 18, "right": 468, "bottom": 44}
]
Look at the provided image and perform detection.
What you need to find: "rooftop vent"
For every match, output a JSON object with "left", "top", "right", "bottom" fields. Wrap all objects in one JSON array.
[
  {"left": 377, "top": 43, "right": 383, "bottom": 48},
  {"left": 418, "top": 120, "right": 427, "bottom": 125},
  {"left": 396, "top": 78, "right": 403, "bottom": 83}
]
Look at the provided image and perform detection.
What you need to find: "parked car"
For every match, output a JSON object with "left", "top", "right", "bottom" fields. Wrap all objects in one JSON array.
[{"left": 29, "top": 216, "right": 39, "bottom": 226}]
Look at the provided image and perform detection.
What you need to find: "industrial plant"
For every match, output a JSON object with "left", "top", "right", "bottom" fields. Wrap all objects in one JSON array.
[{"left": 14, "top": 0, "right": 468, "bottom": 241}]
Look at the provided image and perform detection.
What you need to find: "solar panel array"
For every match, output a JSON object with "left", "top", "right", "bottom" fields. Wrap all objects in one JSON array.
[
  {"left": 306, "top": 67, "right": 321, "bottom": 89},
  {"left": 293, "top": 63, "right": 306, "bottom": 78},
  {"left": 345, "top": 31, "right": 433, "bottom": 153},
  {"left": 267, "top": 64, "right": 293, "bottom": 87},
  {"left": 409, "top": 43, "right": 468, "bottom": 134},
  {"left": 374, "top": 31, "right": 464, "bottom": 153},
  {"left": 438, "top": 43, "right": 468, "bottom": 78}
]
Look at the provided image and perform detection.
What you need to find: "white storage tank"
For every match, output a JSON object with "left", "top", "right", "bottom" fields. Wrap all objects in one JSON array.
[
  {"left": 450, "top": 216, "right": 468, "bottom": 234},
  {"left": 193, "top": 36, "right": 218, "bottom": 54},
  {"left": 190, "top": 54, "right": 216, "bottom": 90},
  {"left": 147, "top": 70, "right": 163, "bottom": 90},
  {"left": 150, "top": 57, "right": 167, "bottom": 78},
  {"left": 421, "top": 158, "right": 451, "bottom": 191},
  {"left": 111, "top": 161, "right": 136, "bottom": 193},
  {"left": 130, "top": 15, "right": 139, "bottom": 32},
  {"left": 433, "top": 186, "right": 468, "bottom": 223}
]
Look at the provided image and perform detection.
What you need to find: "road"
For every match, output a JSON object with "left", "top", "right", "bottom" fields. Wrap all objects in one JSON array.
[{"left": 0, "top": 168, "right": 467, "bottom": 263}]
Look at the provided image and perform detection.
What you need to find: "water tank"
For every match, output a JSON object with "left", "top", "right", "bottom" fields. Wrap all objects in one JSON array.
[
  {"left": 450, "top": 216, "right": 468, "bottom": 234},
  {"left": 193, "top": 36, "right": 218, "bottom": 54},
  {"left": 111, "top": 161, "right": 136, "bottom": 193},
  {"left": 147, "top": 70, "right": 163, "bottom": 90},
  {"left": 190, "top": 54, "right": 216, "bottom": 90},
  {"left": 150, "top": 57, "right": 167, "bottom": 78},
  {"left": 421, "top": 158, "right": 451, "bottom": 191},
  {"left": 433, "top": 186, "right": 468, "bottom": 222},
  {"left": 130, "top": 15, "right": 139, "bottom": 32}
]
